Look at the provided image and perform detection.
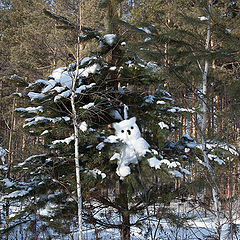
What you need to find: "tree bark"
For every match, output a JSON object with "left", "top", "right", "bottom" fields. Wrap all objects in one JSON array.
[
  {"left": 121, "top": 214, "right": 130, "bottom": 240},
  {"left": 7, "top": 90, "right": 17, "bottom": 178},
  {"left": 70, "top": 2, "right": 83, "bottom": 239},
  {"left": 119, "top": 181, "right": 130, "bottom": 240},
  {"left": 201, "top": 1, "right": 221, "bottom": 239}
]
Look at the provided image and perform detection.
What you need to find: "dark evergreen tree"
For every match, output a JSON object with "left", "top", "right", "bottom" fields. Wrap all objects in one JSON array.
[
  {"left": 119, "top": 1, "right": 240, "bottom": 238},
  {"left": 0, "top": 4, "right": 196, "bottom": 239}
]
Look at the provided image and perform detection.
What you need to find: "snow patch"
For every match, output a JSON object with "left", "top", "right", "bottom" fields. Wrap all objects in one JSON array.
[
  {"left": 49, "top": 67, "right": 72, "bottom": 89},
  {"left": 198, "top": 16, "right": 208, "bottom": 21},
  {"left": 88, "top": 169, "right": 106, "bottom": 179},
  {"left": 23, "top": 116, "right": 70, "bottom": 127},
  {"left": 109, "top": 66, "right": 117, "bottom": 71},
  {"left": 0, "top": 147, "right": 6, "bottom": 164},
  {"left": 157, "top": 100, "right": 166, "bottom": 105},
  {"left": 42, "top": 79, "right": 57, "bottom": 93},
  {"left": 54, "top": 90, "right": 71, "bottom": 102},
  {"left": 110, "top": 153, "right": 121, "bottom": 161},
  {"left": 75, "top": 83, "right": 96, "bottom": 94},
  {"left": 79, "top": 64, "right": 100, "bottom": 78},
  {"left": 208, "top": 154, "right": 225, "bottom": 165},
  {"left": 13, "top": 92, "right": 23, "bottom": 97},
  {"left": 79, "top": 121, "right": 88, "bottom": 132},
  {"left": 2, "top": 189, "right": 31, "bottom": 200},
  {"left": 103, "top": 34, "right": 116, "bottom": 46},
  {"left": 145, "top": 95, "right": 155, "bottom": 103},
  {"left": 148, "top": 157, "right": 161, "bottom": 169},
  {"left": 96, "top": 142, "right": 105, "bottom": 150},
  {"left": 18, "top": 154, "right": 47, "bottom": 167},
  {"left": 28, "top": 92, "right": 45, "bottom": 101},
  {"left": 105, "top": 135, "right": 119, "bottom": 143},
  {"left": 138, "top": 27, "right": 152, "bottom": 34},
  {"left": 52, "top": 135, "right": 74, "bottom": 145},
  {"left": 81, "top": 102, "right": 94, "bottom": 110},
  {"left": 169, "top": 170, "right": 182, "bottom": 178},
  {"left": 2, "top": 178, "right": 15, "bottom": 188},
  {"left": 15, "top": 106, "right": 43, "bottom": 113},
  {"left": 80, "top": 56, "right": 97, "bottom": 66},
  {"left": 158, "top": 121, "right": 169, "bottom": 129},
  {"left": 41, "top": 130, "right": 49, "bottom": 135}
]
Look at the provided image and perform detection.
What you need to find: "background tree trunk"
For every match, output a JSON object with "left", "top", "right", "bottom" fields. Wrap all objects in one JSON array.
[
  {"left": 201, "top": 2, "right": 221, "bottom": 239},
  {"left": 71, "top": 1, "right": 83, "bottom": 239},
  {"left": 119, "top": 181, "right": 130, "bottom": 240}
]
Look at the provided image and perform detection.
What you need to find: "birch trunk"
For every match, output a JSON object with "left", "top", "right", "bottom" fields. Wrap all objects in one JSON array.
[
  {"left": 7, "top": 89, "right": 17, "bottom": 178},
  {"left": 228, "top": 160, "right": 233, "bottom": 240},
  {"left": 70, "top": 2, "right": 83, "bottom": 239},
  {"left": 201, "top": 1, "right": 221, "bottom": 239}
]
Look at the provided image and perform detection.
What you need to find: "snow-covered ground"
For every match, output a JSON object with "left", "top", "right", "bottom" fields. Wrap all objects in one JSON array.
[
  {"left": 80, "top": 200, "right": 240, "bottom": 240},
  {"left": 1, "top": 198, "right": 240, "bottom": 240}
]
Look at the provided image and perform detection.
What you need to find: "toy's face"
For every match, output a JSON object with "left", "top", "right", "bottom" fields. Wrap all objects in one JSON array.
[{"left": 113, "top": 117, "right": 141, "bottom": 143}]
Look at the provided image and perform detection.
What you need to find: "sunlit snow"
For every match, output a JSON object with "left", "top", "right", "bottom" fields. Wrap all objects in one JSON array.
[
  {"left": 158, "top": 121, "right": 169, "bottom": 129},
  {"left": 79, "top": 121, "right": 88, "bottom": 132},
  {"left": 28, "top": 92, "right": 45, "bottom": 101},
  {"left": 0, "top": 146, "right": 6, "bottom": 164},
  {"left": 103, "top": 34, "right": 116, "bottom": 46},
  {"left": 52, "top": 135, "right": 74, "bottom": 145}
]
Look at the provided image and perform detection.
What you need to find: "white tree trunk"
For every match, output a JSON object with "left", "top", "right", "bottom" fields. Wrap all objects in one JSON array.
[
  {"left": 71, "top": 36, "right": 83, "bottom": 240},
  {"left": 201, "top": 1, "right": 221, "bottom": 239},
  {"left": 70, "top": 2, "right": 83, "bottom": 239}
]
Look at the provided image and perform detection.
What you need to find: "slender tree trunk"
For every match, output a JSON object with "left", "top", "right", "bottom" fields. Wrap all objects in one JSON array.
[
  {"left": 191, "top": 86, "right": 197, "bottom": 138},
  {"left": 71, "top": 2, "right": 83, "bottom": 239},
  {"left": 215, "top": 95, "right": 221, "bottom": 133},
  {"left": 121, "top": 214, "right": 130, "bottom": 240},
  {"left": 7, "top": 91, "right": 17, "bottom": 178},
  {"left": 225, "top": 130, "right": 234, "bottom": 240},
  {"left": 201, "top": 2, "right": 221, "bottom": 239},
  {"left": 4, "top": 201, "right": 9, "bottom": 240},
  {"left": 228, "top": 159, "right": 233, "bottom": 240},
  {"left": 5, "top": 89, "right": 18, "bottom": 240},
  {"left": 119, "top": 181, "right": 130, "bottom": 240}
]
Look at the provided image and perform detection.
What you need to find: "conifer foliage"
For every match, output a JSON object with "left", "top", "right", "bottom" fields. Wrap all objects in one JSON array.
[
  {"left": 0, "top": 5, "right": 195, "bottom": 238},
  {"left": 2, "top": 0, "right": 240, "bottom": 239}
]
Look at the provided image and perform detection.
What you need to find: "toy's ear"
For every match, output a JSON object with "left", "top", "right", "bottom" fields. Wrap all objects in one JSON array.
[
  {"left": 128, "top": 117, "right": 136, "bottom": 125},
  {"left": 112, "top": 122, "right": 120, "bottom": 131},
  {"left": 131, "top": 117, "right": 136, "bottom": 123}
]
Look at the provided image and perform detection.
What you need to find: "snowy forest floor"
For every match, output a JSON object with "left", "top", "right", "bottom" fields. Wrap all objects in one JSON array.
[{"left": 1, "top": 198, "right": 240, "bottom": 240}]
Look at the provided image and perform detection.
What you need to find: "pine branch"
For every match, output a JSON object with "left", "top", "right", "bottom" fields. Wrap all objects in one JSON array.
[
  {"left": 43, "top": 9, "right": 101, "bottom": 39},
  {"left": 115, "top": 19, "right": 153, "bottom": 36},
  {"left": 43, "top": 9, "right": 76, "bottom": 28},
  {"left": 2, "top": 75, "right": 28, "bottom": 87}
]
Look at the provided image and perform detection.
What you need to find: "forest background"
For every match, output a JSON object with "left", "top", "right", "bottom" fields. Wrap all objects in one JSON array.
[{"left": 1, "top": 0, "right": 240, "bottom": 239}]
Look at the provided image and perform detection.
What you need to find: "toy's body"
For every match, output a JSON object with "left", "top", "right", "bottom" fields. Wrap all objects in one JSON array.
[{"left": 112, "top": 117, "right": 150, "bottom": 179}]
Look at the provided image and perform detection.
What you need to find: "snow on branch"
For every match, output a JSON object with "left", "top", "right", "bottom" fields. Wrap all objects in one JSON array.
[
  {"left": 18, "top": 154, "right": 47, "bottom": 167},
  {"left": 23, "top": 116, "right": 70, "bottom": 128},
  {"left": 52, "top": 135, "right": 74, "bottom": 146},
  {"left": 15, "top": 106, "right": 44, "bottom": 114},
  {"left": 1, "top": 190, "right": 31, "bottom": 200},
  {"left": 3, "top": 74, "right": 28, "bottom": 87},
  {"left": 0, "top": 146, "right": 6, "bottom": 164}
]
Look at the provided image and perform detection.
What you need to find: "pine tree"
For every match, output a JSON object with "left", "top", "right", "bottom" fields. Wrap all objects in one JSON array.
[
  {"left": 0, "top": 5, "right": 197, "bottom": 239},
  {"left": 120, "top": 1, "right": 240, "bottom": 238}
]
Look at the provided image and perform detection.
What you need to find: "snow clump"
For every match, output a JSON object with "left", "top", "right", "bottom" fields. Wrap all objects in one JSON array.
[{"left": 0, "top": 147, "right": 6, "bottom": 164}]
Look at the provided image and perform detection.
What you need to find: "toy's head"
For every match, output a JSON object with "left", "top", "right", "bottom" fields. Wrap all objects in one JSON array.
[{"left": 112, "top": 117, "right": 141, "bottom": 143}]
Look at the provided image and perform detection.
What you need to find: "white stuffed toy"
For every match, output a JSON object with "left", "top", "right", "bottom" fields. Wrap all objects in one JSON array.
[{"left": 112, "top": 117, "right": 150, "bottom": 179}]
